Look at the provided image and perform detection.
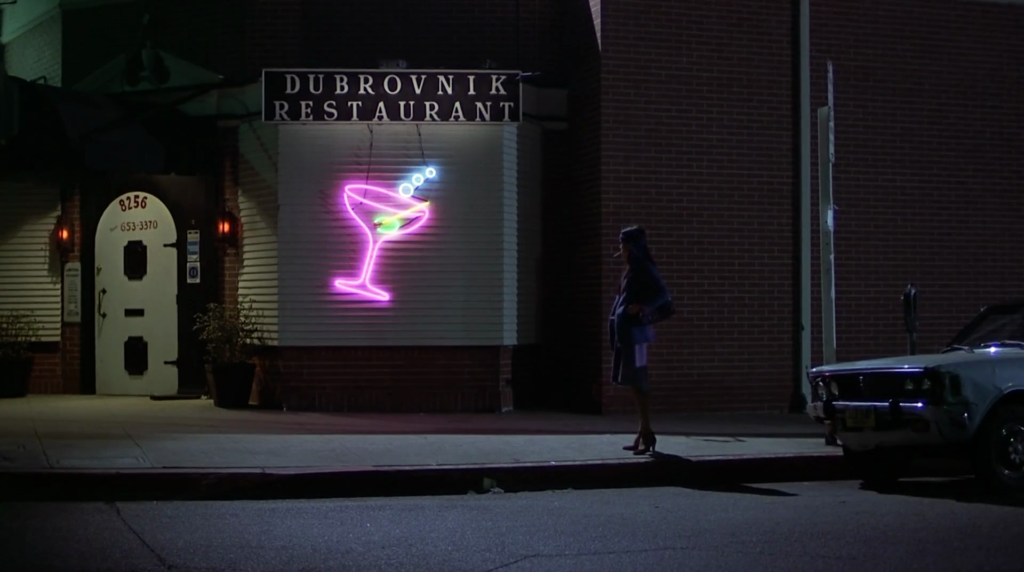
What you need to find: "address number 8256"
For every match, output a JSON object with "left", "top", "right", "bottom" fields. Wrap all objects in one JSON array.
[{"left": 118, "top": 194, "right": 148, "bottom": 212}]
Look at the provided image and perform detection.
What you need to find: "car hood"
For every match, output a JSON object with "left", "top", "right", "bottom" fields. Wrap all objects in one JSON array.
[
  {"left": 809, "top": 348, "right": 1024, "bottom": 374},
  {"left": 810, "top": 348, "right": 1024, "bottom": 437}
]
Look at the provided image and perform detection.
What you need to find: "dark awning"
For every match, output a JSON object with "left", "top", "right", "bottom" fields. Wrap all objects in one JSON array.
[
  {"left": 28, "top": 80, "right": 166, "bottom": 173},
  {"left": 0, "top": 77, "right": 215, "bottom": 176},
  {"left": 0, "top": 76, "right": 70, "bottom": 173}
]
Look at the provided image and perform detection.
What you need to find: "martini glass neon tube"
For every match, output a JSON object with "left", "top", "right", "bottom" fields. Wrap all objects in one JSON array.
[{"left": 332, "top": 183, "right": 431, "bottom": 302}]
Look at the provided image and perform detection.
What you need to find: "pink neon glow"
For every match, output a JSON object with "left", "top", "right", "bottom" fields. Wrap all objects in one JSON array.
[{"left": 332, "top": 183, "right": 430, "bottom": 302}]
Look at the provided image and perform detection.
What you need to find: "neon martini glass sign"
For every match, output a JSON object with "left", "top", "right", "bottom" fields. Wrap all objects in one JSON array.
[{"left": 332, "top": 168, "right": 436, "bottom": 301}]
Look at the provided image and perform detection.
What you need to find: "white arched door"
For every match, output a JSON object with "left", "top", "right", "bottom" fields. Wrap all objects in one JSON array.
[{"left": 94, "top": 191, "right": 178, "bottom": 396}]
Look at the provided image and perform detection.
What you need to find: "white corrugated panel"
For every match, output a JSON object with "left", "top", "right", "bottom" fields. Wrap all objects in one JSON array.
[
  {"left": 516, "top": 122, "right": 544, "bottom": 344},
  {"left": 238, "top": 120, "right": 280, "bottom": 343},
  {"left": 0, "top": 179, "right": 62, "bottom": 341},
  {"left": 501, "top": 126, "right": 518, "bottom": 345},
  {"left": 277, "top": 123, "right": 528, "bottom": 346}
]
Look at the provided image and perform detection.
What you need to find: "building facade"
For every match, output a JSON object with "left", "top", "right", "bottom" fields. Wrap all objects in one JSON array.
[{"left": 1, "top": 0, "right": 1021, "bottom": 414}]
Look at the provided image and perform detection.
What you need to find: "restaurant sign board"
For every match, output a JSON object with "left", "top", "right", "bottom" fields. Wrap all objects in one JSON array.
[{"left": 262, "top": 69, "right": 522, "bottom": 124}]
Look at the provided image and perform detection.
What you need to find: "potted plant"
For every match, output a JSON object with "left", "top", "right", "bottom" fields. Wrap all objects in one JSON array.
[
  {"left": 193, "top": 297, "right": 265, "bottom": 409},
  {"left": 0, "top": 311, "right": 40, "bottom": 398}
]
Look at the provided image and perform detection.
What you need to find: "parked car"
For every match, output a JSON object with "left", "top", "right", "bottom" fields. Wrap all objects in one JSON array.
[{"left": 806, "top": 300, "right": 1024, "bottom": 492}]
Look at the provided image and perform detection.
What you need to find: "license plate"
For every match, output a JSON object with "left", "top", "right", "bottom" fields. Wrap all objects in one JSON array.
[{"left": 844, "top": 408, "right": 876, "bottom": 429}]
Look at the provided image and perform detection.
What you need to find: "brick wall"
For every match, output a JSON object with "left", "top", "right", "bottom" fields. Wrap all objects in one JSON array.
[
  {"left": 59, "top": 187, "right": 82, "bottom": 394},
  {"left": 219, "top": 124, "right": 245, "bottom": 399},
  {"left": 518, "top": 129, "right": 575, "bottom": 411},
  {"left": 276, "top": 346, "right": 508, "bottom": 413},
  {"left": 3, "top": 11, "right": 62, "bottom": 86},
  {"left": 242, "top": 0, "right": 558, "bottom": 77},
  {"left": 242, "top": 0, "right": 302, "bottom": 77},
  {"left": 586, "top": 0, "right": 1023, "bottom": 414},
  {"left": 499, "top": 346, "right": 514, "bottom": 412},
  {"left": 218, "top": 125, "right": 240, "bottom": 308},
  {"left": 536, "top": 0, "right": 604, "bottom": 414},
  {"left": 248, "top": 0, "right": 566, "bottom": 78},
  {"left": 253, "top": 344, "right": 517, "bottom": 413},
  {"left": 59, "top": 326, "right": 80, "bottom": 393},
  {"left": 809, "top": 0, "right": 1024, "bottom": 365},
  {"left": 27, "top": 348, "right": 61, "bottom": 393},
  {"left": 599, "top": 0, "right": 796, "bottom": 413},
  {"left": 62, "top": 0, "right": 563, "bottom": 89}
]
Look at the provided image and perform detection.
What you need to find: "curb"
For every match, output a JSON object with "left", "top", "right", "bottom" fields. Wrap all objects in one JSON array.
[{"left": 0, "top": 452, "right": 850, "bottom": 502}]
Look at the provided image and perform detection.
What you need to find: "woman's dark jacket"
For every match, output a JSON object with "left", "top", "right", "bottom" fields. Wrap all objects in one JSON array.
[{"left": 608, "top": 262, "right": 670, "bottom": 350}]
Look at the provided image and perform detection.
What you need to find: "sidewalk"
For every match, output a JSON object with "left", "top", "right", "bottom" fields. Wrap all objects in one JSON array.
[{"left": 0, "top": 396, "right": 846, "bottom": 501}]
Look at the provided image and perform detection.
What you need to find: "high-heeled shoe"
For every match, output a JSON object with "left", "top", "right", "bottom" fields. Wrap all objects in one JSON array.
[
  {"left": 622, "top": 433, "right": 642, "bottom": 451},
  {"left": 633, "top": 431, "right": 657, "bottom": 455}
]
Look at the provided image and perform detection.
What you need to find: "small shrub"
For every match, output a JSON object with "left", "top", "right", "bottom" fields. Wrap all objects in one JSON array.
[
  {"left": 193, "top": 297, "right": 266, "bottom": 364},
  {"left": 0, "top": 311, "right": 40, "bottom": 361}
]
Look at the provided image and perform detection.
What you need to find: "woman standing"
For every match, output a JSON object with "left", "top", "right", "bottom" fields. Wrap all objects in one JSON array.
[{"left": 609, "top": 226, "right": 672, "bottom": 455}]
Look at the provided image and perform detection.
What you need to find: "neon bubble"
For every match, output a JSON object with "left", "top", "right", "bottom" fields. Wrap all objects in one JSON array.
[
  {"left": 398, "top": 183, "right": 414, "bottom": 197},
  {"left": 425, "top": 167, "right": 437, "bottom": 178},
  {"left": 412, "top": 174, "right": 425, "bottom": 186}
]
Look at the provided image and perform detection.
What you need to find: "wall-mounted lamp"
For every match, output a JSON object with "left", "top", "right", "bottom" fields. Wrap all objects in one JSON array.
[
  {"left": 53, "top": 215, "right": 74, "bottom": 257},
  {"left": 216, "top": 210, "right": 239, "bottom": 247}
]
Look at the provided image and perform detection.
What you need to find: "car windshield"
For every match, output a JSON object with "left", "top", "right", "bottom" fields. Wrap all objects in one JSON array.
[{"left": 950, "top": 303, "right": 1024, "bottom": 348}]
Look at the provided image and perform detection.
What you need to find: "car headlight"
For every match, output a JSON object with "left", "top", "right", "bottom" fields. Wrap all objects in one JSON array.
[
  {"left": 815, "top": 381, "right": 828, "bottom": 401},
  {"left": 902, "top": 371, "right": 944, "bottom": 398},
  {"left": 829, "top": 380, "right": 840, "bottom": 397}
]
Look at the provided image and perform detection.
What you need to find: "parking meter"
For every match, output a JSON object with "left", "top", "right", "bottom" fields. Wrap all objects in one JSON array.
[{"left": 902, "top": 284, "right": 919, "bottom": 355}]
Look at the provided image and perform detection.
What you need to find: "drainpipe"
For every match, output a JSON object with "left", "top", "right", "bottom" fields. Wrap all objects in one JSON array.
[{"left": 792, "top": 0, "right": 812, "bottom": 411}]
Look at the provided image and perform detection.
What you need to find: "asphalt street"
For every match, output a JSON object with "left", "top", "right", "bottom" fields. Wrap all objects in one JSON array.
[{"left": 1, "top": 479, "right": 1021, "bottom": 572}]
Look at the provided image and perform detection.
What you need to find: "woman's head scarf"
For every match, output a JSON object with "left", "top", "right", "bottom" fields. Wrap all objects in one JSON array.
[{"left": 619, "top": 225, "right": 657, "bottom": 270}]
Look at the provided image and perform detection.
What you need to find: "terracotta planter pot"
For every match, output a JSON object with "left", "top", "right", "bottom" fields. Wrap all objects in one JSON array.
[
  {"left": 0, "top": 357, "right": 33, "bottom": 398},
  {"left": 209, "top": 362, "right": 257, "bottom": 409}
]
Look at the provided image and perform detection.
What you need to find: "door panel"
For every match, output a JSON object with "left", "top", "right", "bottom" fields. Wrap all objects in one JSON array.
[{"left": 95, "top": 191, "right": 178, "bottom": 396}]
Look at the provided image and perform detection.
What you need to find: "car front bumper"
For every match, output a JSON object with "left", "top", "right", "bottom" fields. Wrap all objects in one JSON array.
[{"left": 806, "top": 399, "right": 970, "bottom": 452}]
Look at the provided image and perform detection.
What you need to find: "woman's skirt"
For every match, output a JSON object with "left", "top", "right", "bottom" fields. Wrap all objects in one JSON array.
[{"left": 611, "top": 342, "right": 650, "bottom": 395}]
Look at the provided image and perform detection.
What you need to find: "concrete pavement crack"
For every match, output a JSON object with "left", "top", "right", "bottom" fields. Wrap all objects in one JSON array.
[
  {"left": 110, "top": 502, "right": 175, "bottom": 571},
  {"left": 482, "top": 546, "right": 696, "bottom": 570},
  {"left": 122, "top": 426, "right": 156, "bottom": 467},
  {"left": 480, "top": 554, "right": 539, "bottom": 572},
  {"left": 481, "top": 544, "right": 859, "bottom": 570},
  {"left": 32, "top": 424, "right": 53, "bottom": 468},
  {"left": 480, "top": 548, "right": 697, "bottom": 572}
]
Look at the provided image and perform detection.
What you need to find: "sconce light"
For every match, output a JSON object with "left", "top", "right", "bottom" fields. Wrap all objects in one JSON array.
[
  {"left": 53, "top": 215, "right": 74, "bottom": 257},
  {"left": 216, "top": 210, "right": 239, "bottom": 247}
]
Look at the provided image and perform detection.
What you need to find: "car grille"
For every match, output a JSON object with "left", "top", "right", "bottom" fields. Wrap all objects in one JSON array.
[{"left": 819, "top": 370, "right": 927, "bottom": 402}]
